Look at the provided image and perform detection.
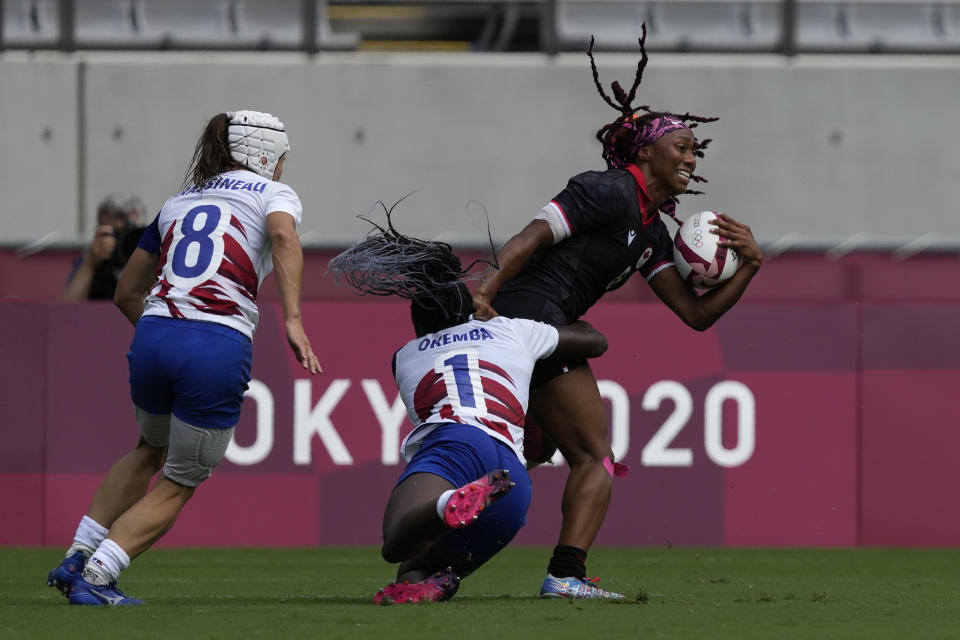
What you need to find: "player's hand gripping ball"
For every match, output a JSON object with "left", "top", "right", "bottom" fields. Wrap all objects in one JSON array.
[{"left": 673, "top": 211, "right": 740, "bottom": 289}]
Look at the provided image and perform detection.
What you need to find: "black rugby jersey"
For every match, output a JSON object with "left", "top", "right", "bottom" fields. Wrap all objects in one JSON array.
[{"left": 495, "top": 166, "right": 674, "bottom": 323}]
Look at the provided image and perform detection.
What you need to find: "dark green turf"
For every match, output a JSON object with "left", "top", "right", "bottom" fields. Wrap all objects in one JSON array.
[{"left": 3, "top": 546, "right": 959, "bottom": 639}]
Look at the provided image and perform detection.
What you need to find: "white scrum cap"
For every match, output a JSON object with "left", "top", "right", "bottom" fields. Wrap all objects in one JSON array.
[{"left": 226, "top": 110, "right": 290, "bottom": 180}]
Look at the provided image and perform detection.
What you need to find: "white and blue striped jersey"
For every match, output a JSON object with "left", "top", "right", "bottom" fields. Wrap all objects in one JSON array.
[
  {"left": 137, "top": 169, "right": 302, "bottom": 338},
  {"left": 393, "top": 316, "right": 560, "bottom": 465}
]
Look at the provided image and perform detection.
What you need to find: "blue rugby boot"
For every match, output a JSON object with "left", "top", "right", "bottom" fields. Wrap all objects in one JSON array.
[
  {"left": 540, "top": 574, "right": 624, "bottom": 600},
  {"left": 68, "top": 578, "right": 144, "bottom": 606},
  {"left": 46, "top": 551, "right": 87, "bottom": 596}
]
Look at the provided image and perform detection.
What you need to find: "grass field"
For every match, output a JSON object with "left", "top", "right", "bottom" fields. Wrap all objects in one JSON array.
[{"left": 3, "top": 546, "right": 959, "bottom": 639}]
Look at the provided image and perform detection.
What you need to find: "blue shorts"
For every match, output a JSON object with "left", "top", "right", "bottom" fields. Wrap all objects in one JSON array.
[
  {"left": 128, "top": 316, "right": 252, "bottom": 429},
  {"left": 399, "top": 423, "right": 532, "bottom": 567}
]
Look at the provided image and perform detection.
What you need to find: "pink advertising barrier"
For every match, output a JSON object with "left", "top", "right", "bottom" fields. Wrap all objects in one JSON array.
[{"left": 1, "top": 300, "right": 958, "bottom": 547}]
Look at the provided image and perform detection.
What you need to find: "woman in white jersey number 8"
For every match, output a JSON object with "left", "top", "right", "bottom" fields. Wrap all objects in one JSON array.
[{"left": 46, "top": 110, "right": 321, "bottom": 606}]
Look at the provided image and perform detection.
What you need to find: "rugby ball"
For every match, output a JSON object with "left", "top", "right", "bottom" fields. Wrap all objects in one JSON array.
[{"left": 672, "top": 211, "right": 739, "bottom": 289}]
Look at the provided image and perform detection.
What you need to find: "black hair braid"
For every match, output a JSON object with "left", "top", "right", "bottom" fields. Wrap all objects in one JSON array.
[{"left": 587, "top": 24, "right": 719, "bottom": 197}]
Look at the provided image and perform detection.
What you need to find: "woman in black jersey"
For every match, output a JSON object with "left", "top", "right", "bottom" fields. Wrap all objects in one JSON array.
[{"left": 472, "top": 28, "right": 764, "bottom": 599}]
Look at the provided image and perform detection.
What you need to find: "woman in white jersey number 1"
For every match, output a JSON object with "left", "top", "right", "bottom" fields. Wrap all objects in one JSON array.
[
  {"left": 46, "top": 110, "right": 321, "bottom": 606},
  {"left": 327, "top": 208, "right": 617, "bottom": 603}
]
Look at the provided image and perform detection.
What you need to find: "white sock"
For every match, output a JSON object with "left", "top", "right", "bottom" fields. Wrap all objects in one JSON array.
[
  {"left": 67, "top": 515, "right": 109, "bottom": 558},
  {"left": 83, "top": 539, "right": 130, "bottom": 586},
  {"left": 436, "top": 489, "right": 456, "bottom": 521}
]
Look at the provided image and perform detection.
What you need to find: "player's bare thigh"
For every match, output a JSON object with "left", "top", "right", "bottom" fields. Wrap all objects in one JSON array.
[
  {"left": 529, "top": 365, "right": 612, "bottom": 465},
  {"left": 382, "top": 472, "right": 455, "bottom": 542}
]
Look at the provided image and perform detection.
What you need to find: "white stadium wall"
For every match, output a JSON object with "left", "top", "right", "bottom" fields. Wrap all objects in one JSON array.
[
  {"left": 2, "top": 51, "right": 959, "bottom": 248},
  {"left": 0, "top": 57, "right": 79, "bottom": 244}
]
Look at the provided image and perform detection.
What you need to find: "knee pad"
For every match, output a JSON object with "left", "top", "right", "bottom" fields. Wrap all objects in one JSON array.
[{"left": 162, "top": 416, "right": 234, "bottom": 487}]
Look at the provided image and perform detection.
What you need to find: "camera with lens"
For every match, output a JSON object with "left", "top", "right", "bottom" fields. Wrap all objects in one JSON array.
[
  {"left": 83, "top": 193, "right": 148, "bottom": 300},
  {"left": 104, "top": 222, "right": 146, "bottom": 273}
]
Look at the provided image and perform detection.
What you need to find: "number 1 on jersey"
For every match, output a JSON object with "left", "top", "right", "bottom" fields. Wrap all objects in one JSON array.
[{"left": 436, "top": 349, "right": 488, "bottom": 417}]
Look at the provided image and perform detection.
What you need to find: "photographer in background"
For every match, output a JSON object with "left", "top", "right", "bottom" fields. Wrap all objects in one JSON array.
[{"left": 62, "top": 193, "right": 147, "bottom": 301}]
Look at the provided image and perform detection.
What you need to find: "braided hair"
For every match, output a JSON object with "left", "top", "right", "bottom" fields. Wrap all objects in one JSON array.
[
  {"left": 327, "top": 196, "right": 494, "bottom": 336},
  {"left": 588, "top": 24, "right": 718, "bottom": 218}
]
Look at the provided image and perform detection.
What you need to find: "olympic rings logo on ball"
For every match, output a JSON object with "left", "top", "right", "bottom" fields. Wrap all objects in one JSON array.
[{"left": 692, "top": 229, "right": 704, "bottom": 248}]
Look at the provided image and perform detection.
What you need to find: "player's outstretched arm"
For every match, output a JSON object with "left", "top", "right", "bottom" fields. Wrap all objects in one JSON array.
[
  {"left": 552, "top": 320, "right": 608, "bottom": 360},
  {"left": 473, "top": 219, "right": 554, "bottom": 320},
  {"left": 267, "top": 211, "right": 322, "bottom": 375},
  {"left": 114, "top": 248, "right": 160, "bottom": 326},
  {"left": 650, "top": 214, "right": 763, "bottom": 331}
]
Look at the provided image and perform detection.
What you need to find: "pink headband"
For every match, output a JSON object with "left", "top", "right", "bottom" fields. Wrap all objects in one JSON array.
[
  {"left": 610, "top": 115, "right": 691, "bottom": 224},
  {"left": 605, "top": 115, "right": 692, "bottom": 171},
  {"left": 633, "top": 115, "right": 691, "bottom": 148}
]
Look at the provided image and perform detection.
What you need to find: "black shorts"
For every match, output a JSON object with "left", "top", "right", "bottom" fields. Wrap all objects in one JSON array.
[{"left": 492, "top": 291, "right": 589, "bottom": 388}]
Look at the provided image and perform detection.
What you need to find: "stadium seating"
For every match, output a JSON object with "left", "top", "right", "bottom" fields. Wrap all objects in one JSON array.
[
  {"left": 797, "top": 1, "right": 953, "bottom": 52},
  {"left": 2, "top": 0, "right": 60, "bottom": 48},
  {"left": 324, "top": 1, "right": 524, "bottom": 52},
  {"left": 233, "top": 0, "right": 303, "bottom": 49},
  {"left": 224, "top": 0, "right": 359, "bottom": 51},
  {"left": 647, "top": 1, "right": 782, "bottom": 52},
  {"left": 553, "top": 0, "right": 651, "bottom": 51},
  {"left": 136, "top": 0, "right": 237, "bottom": 49},
  {"left": 74, "top": 0, "right": 140, "bottom": 48},
  {"left": 313, "top": 1, "right": 361, "bottom": 50},
  {"left": 555, "top": 0, "right": 783, "bottom": 52},
  {"left": 1, "top": 0, "right": 360, "bottom": 51},
  {"left": 4, "top": 1, "right": 960, "bottom": 55},
  {"left": 849, "top": 2, "right": 947, "bottom": 52},
  {"left": 554, "top": 0, "right": 960, "bottom": 54}
]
